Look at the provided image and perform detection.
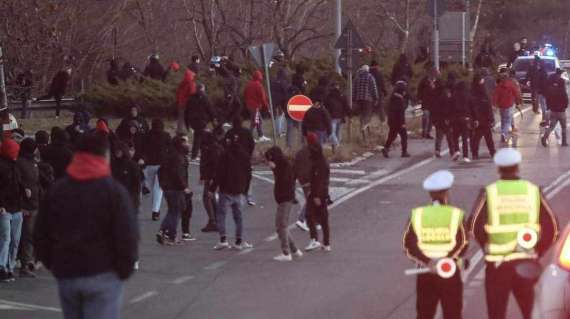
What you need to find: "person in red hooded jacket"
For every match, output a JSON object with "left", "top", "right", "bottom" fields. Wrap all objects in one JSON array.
[
  {"left": 175, "top": 65, "right": 197, "bottom": 133},
  {"left": 0, "top": 139, "right": 25, "bottom": 282},
  {"left": 244, "top": 70, "right": 270, "bottom": 142},
  {"left": 492, "top": 71, "right": 522, "bottom": 143}
]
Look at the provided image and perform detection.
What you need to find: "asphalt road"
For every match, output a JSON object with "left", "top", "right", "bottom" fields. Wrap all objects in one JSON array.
[{"left": 1, "top": 105, "right": 569, "bottom": 319}]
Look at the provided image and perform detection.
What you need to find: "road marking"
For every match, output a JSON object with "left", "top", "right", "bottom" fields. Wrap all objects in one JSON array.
[
  {"left": 170, "top": 276, "right": 194, "bottom": 285},
  {"left": 0, "top": 299, "right": 61, "bottom": 312},
  {"left": 129, "top": 291, "right": 158, "bottom": 304},
  {"left": 330, "top": 177, "right": 350, "bottom": 183},
  {"left": 346, "top": 178, "right": 373, "bottom": 185},
  {"left": 204, "top": 261, "right": 227, "bottom": 270},
  {"left": 331, "top": 169, "right": 367, "bottom": 175}
]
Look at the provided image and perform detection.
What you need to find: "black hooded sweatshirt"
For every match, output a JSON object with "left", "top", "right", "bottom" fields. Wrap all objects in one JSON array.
[{"left": 266, "top": 147, "right": 295, "bottom": 204}]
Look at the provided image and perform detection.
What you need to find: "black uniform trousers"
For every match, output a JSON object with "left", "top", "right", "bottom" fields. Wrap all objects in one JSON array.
[
  {"left": 484, "top": 261, "right": 535, "bottom": 319},
  {"left": 307, "top": 197, "right": 330, "bottom": 246},
  {"left": 450, "top": 118, "right": 470, "bottom": 158},
  {"left": 471, "top": 125, "right": 496, "bottom": 158},
  {"left": 384, "top": 126, "right": 408, "bottom": 154},
  {"left": 181, "top": 193, "right": 194, "bottom": 234},
  {"left": 416, "top": 271, "right": 463, "bottom": 319},
  {"left": 434, "top": 123, "right": 453, "bottom": 153}
]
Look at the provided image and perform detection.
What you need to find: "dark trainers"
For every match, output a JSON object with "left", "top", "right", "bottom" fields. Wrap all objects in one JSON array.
[
  {"left": 401, "top": 152, "right": 411, "bottom": 158},
  {"left": 182, "top": 233, "right": 196, "bottom": 241},
  {"left": 156, "top": 231, "right": 165, "bottom": 245},
  {"left": 142, "top": 186, "right": 150, "bottom": 195},
  {"left": 0, "top": 272, "right": 15, "bottom": 282},
  {"left": 19, "top": 268, "right": 36, "bottom": 278},
  {"left": 152, "top": 212, "right": 160, "bottom": 221},
  {"left": 541, "top": 136, "right": 548, "bottom": 147}
]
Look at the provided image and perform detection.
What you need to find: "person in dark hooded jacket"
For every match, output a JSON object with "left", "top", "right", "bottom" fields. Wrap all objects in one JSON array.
[
  {"left": 37, "top": 68, "right": 72, "bottom": 118},
  {"left": 271, "top": 68, "right": 290, "bottom": 136},
  {"left": 16, "top": 138, "right": 41, "bottom": 278},
  {"left": 304, "top": 143, "right": 331, "bottom": 253},
  {"left": 65, "top": 110, "right": 91, "bottom": 145},
  {"left": 142, "top": 54, "right": 166, "bottom": 81},
  {"left": 391, "top": 54, "right": 413, "bottom": 84},
  {"left": 382, "top": 82, "right": 411, "bottom": 158},
  {"left": 112, "top": 141, "right": 143, "bottom": 210},
  {"left": 292, "top": 65, "right": 307, "bottom": 94},
  {"left": 450, "top": 81, "right": 472, "bottom": 162},
  {"left": 302, "top": 97, "right": 332, "bottom": 144},
  {"left": 431, "top": 82, "right": 455, "bottom": 158},
  {"left": 470, "top": 74, "right": 496, "bottom": 159},
  {"left": 116, "top": 105, "right": 150, "bottom": 138},
  {"left": 199, "top": 131, "right": 223, "bottom": 232},
  {"left": 185, "top": 84, "right": 217, "bottom": 159},
  {"left": 325, "top": 84, "right": 350, "bottom": 148},
  {"left": 41, "top": 127, "right": 73, "bottom": 180},
  {"left": 265, "top": 146, "right": 302, "bottom": 261}
]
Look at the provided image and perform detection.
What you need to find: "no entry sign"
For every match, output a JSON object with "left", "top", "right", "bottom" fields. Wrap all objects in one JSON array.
[{"left": 287, "top": 95, "right": 313, "bottom": 122}]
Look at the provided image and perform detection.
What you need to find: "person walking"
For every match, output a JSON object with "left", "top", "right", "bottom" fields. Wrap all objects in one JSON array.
[
  {"left": 353, "top": 65, "right": 379, "bottom": 139},
  {"left": 224, "top": 116, "right": 256, "bottom": 206},
  {"left": 293, "top": 133, "right": 318, "bottom": 232},
  {"left": 265, "top": 146, "right": 303, "bottom": 262},
  {"left": 0, "top": 139, "right": 24, "bottom": 282},
  {"left": 142, "top": 54, "right": 166, "bottom": 81},
  {"left": 141, "top": 119, "right": 171, "bottom": 221},
  {"left": 304, "top": 142, "right": 331, "bottom": 252},
  {"left": 37, "top": 67, "right": 72, "bottom": 118},
  {"left": 116, "top": 105, "right": 150, "bottom": 138},
  {"left": 431, "top": 83, "right": 454, "bottom": 158},
  {"left": 370, "top": 60, "right": 389, "bottom": 122},
  {"left": 470, "top": 74, "right": 496, "bottom": 160},
  {"left": 176, "top": 64, "right": 198, "bottom": 134},
  {"left": 34, "top": 132, "right": 139, "bottom": 319},
  {"left": 449, "top": 81, "right": 472, "bottom": 162},
  {"left": 185, "top": 84, "right": 217, "bottom": 159},
  {"left": 469, "top": 148, "right": 559, "bottom": 319},
  {"left": 210, "top": 131, "right": 253, "bottom": 250},
  {"left": 199, "top": 131, "right": 223, "bottom": 232},
  {"left": 16, "top": 138, "right": 41, "bottom": 278},
  {"left": 324, "top": 84, "right": 351, "bottom": 150},
  {"left": 111, "top": 142, "right": 143, "bottom": 212},
  {"left": 271, "top": 68, "right": 290, "bottom": 137},
  {"left": 531, "top": 60, "right": 550, "bottom": 123},
  {"left": 492, "top": 72, "right": 521, "bottom": 145},
  {"left": 244, "top": 70, "right": 270, "bottom": 142},
  {"left": 302, "top": 98, "right": 332, "bottom": 145},
  {"left": 404, "top": 170, "right": 468, "bottom": 319},
  {"left": 417, "top": 68, "right": 441, "bottom": 139},
  {"left": 156, "top": 136, "right": 193, "bottom": 244},
  {"left": 541, "top": 69, "right": 569, "bottom": 147},
  {"left": 382, "top": 81, "right": 411, "bottom": 158},
  {"left": 391, "top": 54, "right": 414, "bottom": 85}
]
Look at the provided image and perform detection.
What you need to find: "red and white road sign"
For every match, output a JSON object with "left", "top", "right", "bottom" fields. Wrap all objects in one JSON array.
[{"left": 287, "top": 95, "right": 313, "bottom": 122}]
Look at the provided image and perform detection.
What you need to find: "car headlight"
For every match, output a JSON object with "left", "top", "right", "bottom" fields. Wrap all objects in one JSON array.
[{"left": 557, "top": 225, "right": 570, "bottom": 271}]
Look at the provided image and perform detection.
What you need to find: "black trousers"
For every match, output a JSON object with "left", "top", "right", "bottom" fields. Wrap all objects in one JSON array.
[
  {"left": 451, "top": 119, "right": 470, "bottom": 157},
  {"left": 471, "top": 125, "right": 496, "bottom": 158},
  {"left": 416, "top": 271, "right": 463, "bottom": 319},
  {"left": 307, "top": 197, "right": 330, "bottom": 246},
  {"left": 485, "top": 261, "right": 535, "bottom": 319},
  {"left": 18, "top": 210, "right": 38, "bottom": 267},
  {"left": 434, "top": 124, "right": 453, "bottom": 153},
  {"left": 38, "top": 91, "right": 63, "bottom": 116},
  {"left": 181, "top": 193, "right": 193, "bottom": 234},
  {"left": 384, "top": 126, "right": 408, "bottom": 153},
  {"left": 191, "top": 127, "right": 204, "bottom": 159},
  {"left": 202, "top": 180, "right": 217, "bottom": 225}
]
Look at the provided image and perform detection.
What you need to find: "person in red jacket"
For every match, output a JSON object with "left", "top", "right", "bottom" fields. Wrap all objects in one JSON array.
[
  {"left": 244, "top": 70, "right": 270, "bottom": 142},
  {"left": 176, "top": 65, "right": 197, "bottom": 133},
  {"left": 492, "top": 71, "right": 521, "bottom": 143}
]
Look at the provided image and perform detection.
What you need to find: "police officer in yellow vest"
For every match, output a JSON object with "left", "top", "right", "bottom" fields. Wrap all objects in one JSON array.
[
  {"left": 404, "top": 170, "right": 468, "bottom": 319},
  {"left": 470, "top": 148, "right": 558, "bottom": 319}
]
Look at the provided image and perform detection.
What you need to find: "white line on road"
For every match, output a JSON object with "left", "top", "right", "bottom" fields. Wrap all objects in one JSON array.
[
  {"left": 0, "top": 299, "right": 61, "bottom": 312},
  {"left": 204, "top": 261, "right": 227, "bottom": 270},
  {"left": 331, "top": 169, "right": 367, "bottom": 175},
  {"left": 129, "top": 291, "right": 158, "bottom": 304},
  {"left": 170, "top": 276, "right": 195, "bottom": 285},
  {"left": 330, "top": 177, "right": 350, "bottom": 183}
]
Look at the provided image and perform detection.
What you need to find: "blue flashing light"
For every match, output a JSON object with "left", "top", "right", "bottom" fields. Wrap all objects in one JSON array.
[{"left": 546, "top": 49, "right": 555, "bottom": 56}]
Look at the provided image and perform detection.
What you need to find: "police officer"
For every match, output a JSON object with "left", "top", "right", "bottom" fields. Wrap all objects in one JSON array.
[
  {"left": 404, "top": 170, "right": 468, "bottom": 319},
  {"left": 469, "top": 148, "right": 559, "bottom": 319}
]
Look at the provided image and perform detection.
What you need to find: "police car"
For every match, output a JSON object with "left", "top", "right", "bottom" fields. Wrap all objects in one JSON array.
[
  {"left": 512, "top": 55, "right": 561, "bottom": 93},
  {"left": 532, "top": 223, "right": 570, "bottom": 318}
]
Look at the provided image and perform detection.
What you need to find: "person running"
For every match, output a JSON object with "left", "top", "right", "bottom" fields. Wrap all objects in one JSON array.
[
  {"left": 382, "top": 81, "right": 410, "bottom": 158},
  {"left": 470, "top": 73, "right": 496, "bottom": 160},
  {"left": 304, "top": 141, "right": 331, "bottom": 252},
  {"left": 34, "top": 132, "right": 139, "bottom": 319},
  {"left": 265, "top": 146, "right": 303, "bottom": 262},
  {"left": 244, "top": 70, "right": 270, "bottom": 142},
  {"left": 199, "top": 131, "right": 223, "bottom": 232}
]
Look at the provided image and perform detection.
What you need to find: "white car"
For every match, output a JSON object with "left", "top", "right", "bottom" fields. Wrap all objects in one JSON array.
[
  {"left": 532, "top": 223, "right": 570, "bottom": 318},
  {"left": 512, "top": 55, "right": 563, "bottom": 92}
]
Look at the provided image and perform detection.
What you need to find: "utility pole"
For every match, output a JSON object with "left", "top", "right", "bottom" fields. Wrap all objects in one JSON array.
[
  {"left": 335, "top": 0, "right": 342, "bottom": 74},
  {"left": 433, "top": 0, "right": 440, "bottom": 71},
  {"left": 0, "top": 46, "right": 7, "bottom": 109}
]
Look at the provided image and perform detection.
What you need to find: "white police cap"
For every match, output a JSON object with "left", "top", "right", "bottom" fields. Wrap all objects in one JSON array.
[
  {"left": 493, "top": 148, "right": 522, "bottom": 167},
  {"left": 423, "top": 170, "right": 455, "bottom": 192}
]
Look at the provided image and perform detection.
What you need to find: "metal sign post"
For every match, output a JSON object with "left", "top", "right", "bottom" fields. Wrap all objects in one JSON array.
[
  {"left": 0, "top": 46, "right": 7, "bottom": 109},
  {"left": 260, "top": 44, "right": 278, "bottom": 145},
  {"left": 434, "top": 1, "right": 440, "bottom": 71},
  {"left": 335, "top": 0, "right": 342, "bottom": 75}
]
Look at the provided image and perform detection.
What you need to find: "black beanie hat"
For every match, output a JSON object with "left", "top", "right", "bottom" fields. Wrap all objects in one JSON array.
[
  {"left": 76, "top": 132, "right": 110, "bottom": 157},
  {"left": 20, "top": 138, "right": 37, "bottom": 155}
]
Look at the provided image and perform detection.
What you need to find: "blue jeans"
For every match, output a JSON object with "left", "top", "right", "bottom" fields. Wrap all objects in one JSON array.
[
  {"left": 160, "top": 191, "right": 186, "bottom": 239},
  {"left": 217, "top": 193, "right": 244, "bottom": 240},
  {"left": 499, "top": 107, "right": 514, "bottom": 138},
  {"left": 143, "top": 165, "right": 163, "bottom": 213},
  {"left": 330, "top": 119, "right": 343, "bottom": 146},
  {"left": 286, "top": 117, "right": 301, "bottom": 148},
  {"left": 57, "top": 272, "right": 123, "bottom": 319},
  {"left": 0, "top": 211, "right": 23, "bottom": 273}
]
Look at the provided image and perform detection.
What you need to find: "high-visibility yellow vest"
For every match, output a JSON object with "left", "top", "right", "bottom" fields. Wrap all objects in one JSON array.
[
  {"left": 485, "top": 180, "right": 540, "bottom": 262},
  {"left": 411, "top": 205, "right": 464, "bottom": 259}
]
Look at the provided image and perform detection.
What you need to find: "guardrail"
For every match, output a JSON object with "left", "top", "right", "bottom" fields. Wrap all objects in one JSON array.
[{"left": 7, "top": 97, "right": 76, "bottom": 113}]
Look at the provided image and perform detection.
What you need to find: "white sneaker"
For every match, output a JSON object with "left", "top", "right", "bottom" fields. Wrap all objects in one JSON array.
[
  {"left": 296, "top": 220, "right": 309, "bottom": 232},
  {"left": 258, "top": 136, "right": 272, "bottom": 142},
  {"left": 134, "top": 261, "right": 140, "bottom": 270},
  {"left": 322, "top": 245, "right": 332, "bottom": 252},
  {"left": 214, "top": 241, "right": 230, "bottom": 250},
  {"left": 293, "top": 250, "right": 303, "bottom": 259},
  {"left": 451, "top": 152, "right": 461, "bottom": 161},
  {"left": 462, "top": 157, "right": 471, "bottom": 163},
  {"left": 316, "top": 224, "right": 322, "bottom": 231},
  {"left": 273, "top": 254, "right": 293, "bottom": 262},
  {"left": 304, "top": 239, "right": 322, "bottom": 252},
  {"left": 233, "top": 241, "right": 253, "bottom": 250}
]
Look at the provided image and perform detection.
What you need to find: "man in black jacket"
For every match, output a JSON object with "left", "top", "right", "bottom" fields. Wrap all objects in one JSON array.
[
  {"left": 142, "top": 54, "right": 166, "bottom": 81},
  {"left": 265, "top": 146, "right": 303, "bottom": 262},
  {"left": 37, "top": 67, "right": 72, "bottom": 118},
  {"left": 200, "top": 131, "right": 223, "bottom": 232},
  {"left": 302, "top": 101, "right": 332, "bottom": 144},
  {"left": 34, "top": 133, "right": 139, "bottom": 319},
  {"left": 417, "top": 68, "right": 441, "bottom": 139},
  {"left": 542, "top": 69, "right": 569, "bottom": 147},
  {"left": 0, "top": 139, "right": 24, "bottom": 282},
  {"left": 432, "top": 82, "right": 455, "bottom": 158},
  {"left": 325, "top": 85, "right": 350, "bottom": 150},
  {"left": 304, "top": 143, "right": 331, "bottom": 252},
  {"left": 116, "top": 105, "right": 150, "bottom": 140},
  {"left": 224, "top": 116, "right": 256, "bottom": 206},
  {"left": 157, "top": 136, "right": 193, "bottom": 243},
  {"left": 41, "top": 127, "right": 73, "bottom": 180},
  {"left": 185, "top": 84, "right": 217, "bottom": 159},
  {"left": 16, "top": 138, "right": 41, "bottom": 278},
  {"left": 370, "top": 61, "right": 389, "bottom": 122},
  {"left": 382, "top": 82, "right": 410, "bottom": 158},
  {"left": 111, "top": 142, "right": 143, "bottom": 211},
  {"left": 210, "top": 131, "right": 253, "bottom": 250}
]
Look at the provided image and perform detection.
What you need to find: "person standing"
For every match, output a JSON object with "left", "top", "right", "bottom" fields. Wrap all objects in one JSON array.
[
  {"left": 65, "top": 111, "right": 91, "bottom": 146},
  {"left": 157, "top": 136, "right": 193, "bottom": 244},
  {"left": 449, "top": 81, "right": 472, "bottom": 162},
  {"left": 244, "top": 70, "right": 270, "bottom": 142},
  {"left": 37, "top": 67, "right": 72, "bottom": 118},
  {"left": 470, "top": 74, "right": 496, "bottom": 160},
  {"left": 404, "top": 170, "right": 468, "bottom": 319},
  {"left": 492, "top": 72, "right": 521, "bottom": 145},
  {"left": 15, "top": 70, "right": 33, "bottom": 119},
  {"left": 199, "top": 131, "right": 223, "bottom": 232},
  {"left": 189, "top": 55, "right": 201, "bottom": 74},
  {"left": 176, "top": 64, "right": 198, "bottom": 134},
  {"left": 224, "top": 116, "right": 256, "bottom": 206},
  {"left": 304, "top": 142, "right": 331, "bottom": 252},
  {"left": 291, "top": 65, "right": 307, "bottom": 95},
  {"left": 417, "top": 68, "right": 441, "bottom": 139},
  {"left": 431, "top": 84, "right": 454, "bottom": 158},
  {"left": 185, "top": 84, "right": 217, "bottom": 159},
  {"left": 265, "top": 146, "right": 303, "bottom": 262},
  {"left": 541, "top": 69, "right": 569, "bottom": 147},
  {"left": 107, "top": 60, "right": 120, "bottom": 86},
  {"left": 370, "top": 60, "right": 389, "bottom": 122},
  {"left": 0, "top": 139, "right": 24, "bottom": 282},
  {"left": 34, "top": 132, "right": 139, "bottom": 319},
  {"left": 142, "top": 54, "right": 166, "bottom": 81},
  {"left": 210, "top": 131, "right": 253, "bottom": 250},
  {"left": 116, "top": 105, "right": 150, "bottom": 138},
  {"left": 469, "top": 148, "right": 559, "bottom": 319},
  {"left": 391, "top": 54, "right": 414, "bottom": 85},
  {"left": 353, "top": 65, "right": 379, "bottom": 139},
  {"left": 382, "top": 81, "right": 411, "bottom": 158},
  {"left": 325, "top": 84, "right": 351, "bottom": 150},
  {"left": 111, "top": 142, "right": 143, "bottom": 212},
  {"left": 301, "top": 100, "right": 332, "bottom": 145},
  {"left": 271, "top": 68, "right": 290, "bottom": 137},
  {"left": 141, "top": 119, "right": 171, "bottom": 221},
  {"left": 41, "top": 128, "right": 73, "bottom": 180},
  {"left": 293, "top": 133, "right": 318, "bottom": 232},
  {"left": 16, "top": 138, "right": 41, "bottom": 278}
]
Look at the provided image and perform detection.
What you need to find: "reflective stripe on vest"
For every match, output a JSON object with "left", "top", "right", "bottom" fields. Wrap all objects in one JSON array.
[
  {"left": 485, "top": 180, "right": 540, "bottom": 262},
  {"left": 411, "top": 206, "right": 464, "bottom": 259}
]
